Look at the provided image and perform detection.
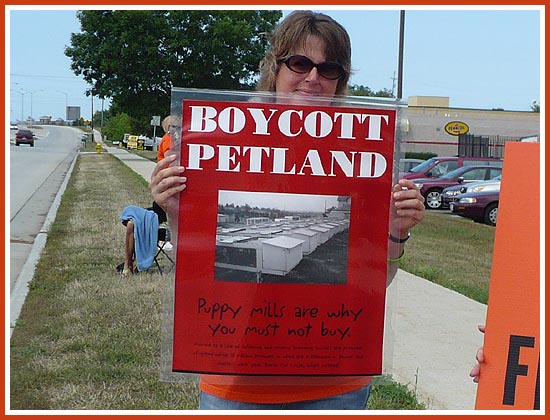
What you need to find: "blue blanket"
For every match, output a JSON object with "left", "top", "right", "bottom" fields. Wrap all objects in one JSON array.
[{"left": 120, "top": 205, "right": 160, "bottom": 272}]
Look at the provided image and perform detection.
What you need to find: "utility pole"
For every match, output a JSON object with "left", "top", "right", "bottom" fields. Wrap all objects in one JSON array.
[
  {"left": 101, "top": 97, "right": 104, "bottom": 139},
  {"left": 397, "top": 10, "right": 406, "bottom": 100},
  {"left": 90, "top": 91, "right": 94, "bottom": 142}
]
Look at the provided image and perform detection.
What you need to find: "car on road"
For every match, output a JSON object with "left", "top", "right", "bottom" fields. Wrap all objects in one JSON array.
[
  {"left": 441, "top": 175, "right": 501, "bottom": 208},
  {"left": 450, "top": 190, "right": 500, "bottom": 226},
  {"left": 414, "top": 165, "right": 502, "bottom": 210},
  {"left": 399, "top": 156, "right": 502, "bottom": 180},
  {"left": 399, "top": 158, "right": 425, "bottom": 173},
  {"left": 10, "top": 124, "right": 18, "bottom": 130},
  {"left": 15, "top": 129, "right": 35, "bottom": 147}
]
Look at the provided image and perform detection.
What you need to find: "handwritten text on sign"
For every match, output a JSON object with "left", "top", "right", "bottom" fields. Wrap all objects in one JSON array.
[{"left": 198, "top": 297, "right": 364, "bottom": 340}]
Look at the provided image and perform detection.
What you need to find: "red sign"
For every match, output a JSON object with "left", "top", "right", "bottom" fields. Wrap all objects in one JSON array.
[{"left": 172, "top": 98, "right": 396, "bottom": 376}]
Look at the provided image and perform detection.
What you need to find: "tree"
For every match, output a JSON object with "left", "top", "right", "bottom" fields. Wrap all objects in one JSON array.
[
  {"left": 531, "top": 100, "right": 540, "bottom": 113},
  {"left": 102, "top": 112, "right": 132, "bottom": 143},
  {"left": 348, "top": 84, "right": 394, "bottom": 98},
  {"left": 65, "top": 10, "right": 282, "bottom": 133},
  {"left": 93, "top": 107, "right": 112, "bottom": 130}
]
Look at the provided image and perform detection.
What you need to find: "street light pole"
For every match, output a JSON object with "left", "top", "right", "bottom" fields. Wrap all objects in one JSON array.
[
  {"left": 57, "top": 91, "right": 68, "bottom": 119},
  {"left": 28, "top": 89, "right": 43, "bottom": 121},
  {"left": 12, "top": 89, "right": 27, "bottom": 122}
]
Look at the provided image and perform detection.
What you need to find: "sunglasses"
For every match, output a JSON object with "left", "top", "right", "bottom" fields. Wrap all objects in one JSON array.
[{"left": 279, "top": 55, "right": 346, "bottom": 80}]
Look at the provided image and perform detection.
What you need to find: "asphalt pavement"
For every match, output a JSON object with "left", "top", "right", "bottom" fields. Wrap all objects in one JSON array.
[{"left": 104, "top": 144, "right": 487, "bottom": 410}]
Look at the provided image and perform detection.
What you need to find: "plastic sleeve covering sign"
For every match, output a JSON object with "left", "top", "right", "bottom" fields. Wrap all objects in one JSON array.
[
  {"left": 475, "top": 142, "right": 540, "bottom": 409},
  {"left": 172, "top": 98, "right": 396, "bottom": 376}
]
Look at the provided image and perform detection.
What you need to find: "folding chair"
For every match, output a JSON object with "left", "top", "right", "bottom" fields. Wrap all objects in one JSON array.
[{"left": 154, "top": 226, "right": 175, "bottom": 275}]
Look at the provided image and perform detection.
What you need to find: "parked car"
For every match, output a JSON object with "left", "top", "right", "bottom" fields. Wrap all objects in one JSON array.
[
  {"left": 15, "top": 129, "right": 35, "bottom": 147},
  {"left": 441, "top": 175, "right": 501, "bottom": 208},
  {"left": 414, "top": 166, "right": 502, "bottom": 210},
  {"left": 142, "top": 136, "right": 158, "bottom": 151},
  {"left": 400, "top": 156, "right": 502, "bottom": 180},
  {"left": 399, "top": 158, "right": 425, "bottom": 173},
  {"left": 10, "top": 123, "right": 18, "bottom": 130},
  {"left": 450, "top": 190, "right": 500, "bottom": 226}
]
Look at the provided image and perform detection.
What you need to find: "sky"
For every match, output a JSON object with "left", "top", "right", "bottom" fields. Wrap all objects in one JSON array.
[
  {"left": 7, "top": 5, "right": 542, "bottom": 123},
  {"left": 219, "top": 190, "right": 340, "bottom": 213}
]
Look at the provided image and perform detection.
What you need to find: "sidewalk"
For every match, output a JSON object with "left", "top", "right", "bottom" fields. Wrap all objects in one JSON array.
[{"left": 104, "top": 145, "right": 487, "bottom": 410}]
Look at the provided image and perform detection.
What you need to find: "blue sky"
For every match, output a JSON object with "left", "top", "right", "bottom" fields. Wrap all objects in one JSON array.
[{"left": 7, "top": 6, "right": 542, "bottom": 122}]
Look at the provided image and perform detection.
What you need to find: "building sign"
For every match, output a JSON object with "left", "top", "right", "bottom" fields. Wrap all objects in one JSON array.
[
  {"left": 475, "top": 143, "right": 540, "bottom": 410},
  {"left": 445, "top": 121, "right": 469, "bottom": 136},
  {"left": 170, "top": 92, "right": 398, "bottom": 376}
]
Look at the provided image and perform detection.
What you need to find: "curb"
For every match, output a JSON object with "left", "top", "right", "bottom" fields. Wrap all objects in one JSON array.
[{"left": 10, "top": 152, "right": 79, "bottom": 337}]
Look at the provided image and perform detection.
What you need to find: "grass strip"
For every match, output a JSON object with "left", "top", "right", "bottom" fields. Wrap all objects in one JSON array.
[{"left": 10, "top": 153, "right": 197, "bottom": 410}]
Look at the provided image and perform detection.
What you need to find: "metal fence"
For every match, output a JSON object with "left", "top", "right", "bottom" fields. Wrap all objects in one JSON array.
[{"left": 458, "top": 134, "right": 521, "bottom": 158}]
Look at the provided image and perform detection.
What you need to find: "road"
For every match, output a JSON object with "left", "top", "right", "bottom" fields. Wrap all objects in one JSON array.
[{"left": 9, "top": 125, "right": 84, "bottom": 292}]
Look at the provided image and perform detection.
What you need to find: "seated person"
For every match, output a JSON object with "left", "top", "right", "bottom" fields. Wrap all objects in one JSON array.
[{"left": 119, "top": 201, "right": 167, "bottom": 276}]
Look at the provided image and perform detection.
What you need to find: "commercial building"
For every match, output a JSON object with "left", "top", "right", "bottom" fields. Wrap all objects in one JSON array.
[{"left": 399, "top": 96, "right": 540, "bottom": 157}]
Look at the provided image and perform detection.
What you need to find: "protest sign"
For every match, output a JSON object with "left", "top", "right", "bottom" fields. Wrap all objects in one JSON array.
[
  {"left": 475, "top": 142, "right": 540, "bottom": 410},
  {"left": 169, "top": 91, "right": 399, "bottom": 376}
]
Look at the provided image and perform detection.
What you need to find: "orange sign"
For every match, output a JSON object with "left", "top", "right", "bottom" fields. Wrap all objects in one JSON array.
[
  {"left": 475, "top": 142, "right": 540, "bottom": 410},
  {"left": 444, "top": 120, "right": 469, "bottom": 136}
]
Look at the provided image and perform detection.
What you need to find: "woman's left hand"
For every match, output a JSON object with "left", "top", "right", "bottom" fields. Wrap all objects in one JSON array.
[
  {"left": 389, "top": 179, "right": 425, "bottom": 238},
  {"left": 469, "top": 325, "right": 486, "bottom": 383}
]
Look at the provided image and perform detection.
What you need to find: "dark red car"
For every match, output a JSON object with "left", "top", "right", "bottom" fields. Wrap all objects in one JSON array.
[
  {"left": 399, "top": 156, "right": 502, "bottom": 180},
  {"left": 450, "top": 190, "right": 500, "bottom": 226},
  {"left": 414, "top": 166, "right": 502, "bottom": 210},
  {"left": 15, "top": 129, "right": 35, "bottom": 147}
]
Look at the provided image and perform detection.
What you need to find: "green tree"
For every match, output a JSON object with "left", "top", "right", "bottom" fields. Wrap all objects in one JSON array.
[
  {"left": 93, "top": 107, "right": 112, "bottom": 130},
  {"left": 102, "top": 112, "right": 132, "bottom": 144},
  {"left": 531, "top": 100, "right": 540, "bottom": 112},
  {"left": 348, "top": 84, "right": 394, "bottom": 98},
  {"left": 65, "top": 10, "right": 282, "bottom": 133}
]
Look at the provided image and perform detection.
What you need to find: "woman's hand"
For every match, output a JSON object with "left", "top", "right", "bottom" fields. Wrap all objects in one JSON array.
[
  {"left": 389, "top": 178, "right": 425, "bottom": 238},
  {"left": 469, "top": 325, "right": 486, "bottom": 383},
  {"left": 150, "top": 153, "right": 187, "bottom": 222}
]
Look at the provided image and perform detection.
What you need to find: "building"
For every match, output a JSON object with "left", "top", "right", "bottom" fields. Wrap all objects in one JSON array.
[{"left": 399, "top": 96, "right": 540, "bottom": 157}]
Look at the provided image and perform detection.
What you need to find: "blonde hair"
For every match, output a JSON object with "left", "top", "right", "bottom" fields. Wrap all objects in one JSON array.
[
  {"left": 161, "top": 116, "right": 172, "bottom": 132},
  {"left": 257, "top": 11, "right": 352, "bottom": 95}
]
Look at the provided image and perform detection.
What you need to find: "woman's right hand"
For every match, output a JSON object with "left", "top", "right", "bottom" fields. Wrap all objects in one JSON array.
[{"left": 150, "top": 153, "right": 187, "bottom": 222}]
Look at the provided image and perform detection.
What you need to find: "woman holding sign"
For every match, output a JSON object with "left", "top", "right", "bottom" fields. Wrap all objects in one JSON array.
[{"left": 151, "top": 10, "right": 425, "bottom": 410}]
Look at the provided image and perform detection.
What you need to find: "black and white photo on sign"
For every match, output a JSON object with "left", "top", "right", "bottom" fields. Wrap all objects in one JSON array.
[{"left": 215, "top": 190, "right": 351, "bottom": 285}]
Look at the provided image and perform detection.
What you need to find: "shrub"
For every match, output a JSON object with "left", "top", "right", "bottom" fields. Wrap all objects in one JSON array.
[{"left": 405, "top": 152, "right": 437, "bottom": 160}]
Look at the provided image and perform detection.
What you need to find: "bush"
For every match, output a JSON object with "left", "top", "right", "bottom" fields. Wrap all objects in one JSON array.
[{"left": 405, "top": 152, "right": 437, "bottom": 160}]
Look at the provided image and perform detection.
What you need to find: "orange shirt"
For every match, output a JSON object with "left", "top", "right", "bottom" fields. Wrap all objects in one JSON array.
[
  {"left": 200, "top": 374, "right": 372, "bottom": 404},
  {"left": 157, "top": 133, "right": 172, "bottom": 161}
]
